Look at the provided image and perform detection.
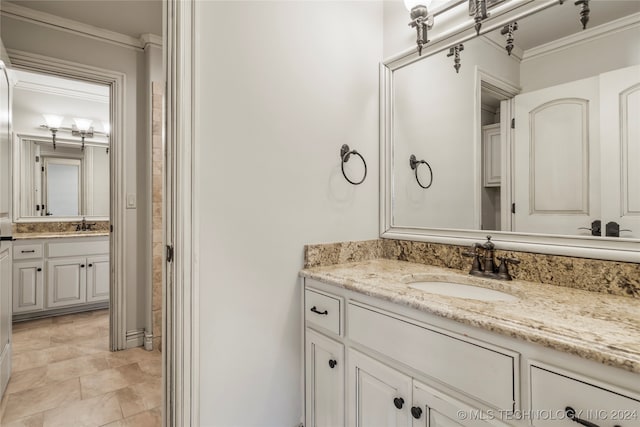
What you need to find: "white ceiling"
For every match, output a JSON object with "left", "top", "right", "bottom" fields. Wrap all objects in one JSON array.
[{"left": 8, "top": 0, "right": 162, "bottom": 38}]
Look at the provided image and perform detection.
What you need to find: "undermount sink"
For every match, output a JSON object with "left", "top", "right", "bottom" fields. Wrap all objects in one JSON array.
[{"left": 408, "top": 281, "right": 519, "bottom": 302}]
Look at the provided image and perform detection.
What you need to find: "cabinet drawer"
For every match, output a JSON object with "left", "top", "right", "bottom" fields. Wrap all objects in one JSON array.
[
  {"left": 348, "top": 302, "right": 516, "bottom": 411},
  {"left": 530, "top": 365, "right": 640, "bottom": 427},
  {"left": 47, "top": 239, "right": 109, "bottom": 258},
  {"left": 305, "top": 288, "right": 342, "bottom": 336},
  {"left": 13, "top": 244, "right": 43, "bottom": 260}
]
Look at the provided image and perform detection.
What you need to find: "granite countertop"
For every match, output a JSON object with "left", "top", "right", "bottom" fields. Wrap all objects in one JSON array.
[
  {"left": 300, "top": 259, "right": 640, "bottom": 373},
  {"left": 14, "top": 231, "right": 110, "bottom": 240}
]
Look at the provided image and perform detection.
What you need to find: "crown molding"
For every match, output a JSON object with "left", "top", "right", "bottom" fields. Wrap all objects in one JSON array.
[
  {"left": 14, "top": 80, "right": 109, "bottom": 104},
  {"left": 140, "top": 33, "right": 163, "bottom": 50},
  {"left": 522, "top": 12, "right": 640, "bottom": 62},
  {"left": 1, "top": 2, "right": 162, "bottom": 51}
]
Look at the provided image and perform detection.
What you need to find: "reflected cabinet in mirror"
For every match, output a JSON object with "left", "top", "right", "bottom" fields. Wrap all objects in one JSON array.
[
  {"left": 381, "top": 0, "right": 640, "bottom": 261},
  {"left": 16, "top": 136, "right": 109, "bottom": 219}
]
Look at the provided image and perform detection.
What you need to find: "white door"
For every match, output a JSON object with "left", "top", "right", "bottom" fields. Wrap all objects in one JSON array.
[
  {"left": 12, "top": 261, "right": 43, "bottom": 313},
  {"left": 86, "top": 255, "right": 109, "bottom": 302},
  {"left": 513, "top": 76, "right": 600, "bottom": 235},
  {"left": 47, "top": 257, "right": 87, "bottom": 308},
  {"left": 599, "top": 65, "right": 640, "bottom": 239},
  {"left": 306, "top": 329, "right": 345, "bottom": 427},
  {"left": 348, "top": 349, "right": 412, "bottom": 427},
  {"left": 0, "top": 59, "right": 12, "bottom": 397}
]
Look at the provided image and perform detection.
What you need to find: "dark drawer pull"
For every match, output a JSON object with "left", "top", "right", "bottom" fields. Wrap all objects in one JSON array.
[
  {"left": 328, "top": 359, "right": 337, "bottom": 369},
  {"left": 565, "top": 407, "right": 601, "bottom": 427},
  {"left": 310, "top": 306, "right": 328, "bottom": 316},
  {"left": 21, "top": 250, "right": 36, "bottom": 253},
  {"left": 393, "top": 397, "right": 404, "bottom": 410}
]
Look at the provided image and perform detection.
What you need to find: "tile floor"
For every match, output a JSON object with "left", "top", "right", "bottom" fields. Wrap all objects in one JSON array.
[{"left": 0, "top": 310, "right": 162, "bottom": 426}]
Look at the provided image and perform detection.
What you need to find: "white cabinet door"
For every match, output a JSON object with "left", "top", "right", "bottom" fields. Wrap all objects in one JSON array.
[
  {"left": 47, "top": 257, "right": 86, "bottom": 308},
  {"left": 306, "top": 329, "right": 344, "bottom": 427},
  {"left": 0, "top": 249, "right": 11, "bottom": 397},
  {"left": 482, "top": 124, "right": 501, "bottom": 187},
  {"left": 86, "top": 255, "right": 109, "bottom": 302},
  {"left": 348, "top": 349, "right": 412, "bottom": 427},
  {"left": 12, "top": 261, "right": 44, "bottom": 313},
  {"left": 600, "top": 65, "right": 640, "bottom": 239},
  {"left": 412, "top": 380, "right": 500, "bottom": 427}
]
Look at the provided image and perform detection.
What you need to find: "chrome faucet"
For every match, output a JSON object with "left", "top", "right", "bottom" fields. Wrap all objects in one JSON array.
[
  {"left": 75, "top": 217, "right": 96, "bottom": 232},
  {"left": 463, "top": 236, "right": 520, "bottom": 280}
]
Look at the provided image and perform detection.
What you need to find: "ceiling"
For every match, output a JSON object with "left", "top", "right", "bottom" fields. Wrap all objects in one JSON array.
[
  {"left": 8, "top": 0, "right": 162, "bottom": 38},
  {"left": 488, "top": 0, "right": 640, "bottom": 51}
]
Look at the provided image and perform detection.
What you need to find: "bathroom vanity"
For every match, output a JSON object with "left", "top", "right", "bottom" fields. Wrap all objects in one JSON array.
[
  {"left": 301, "top": 259, "right": 640, "bottom": 427},
  {"left": 12, "top": 233, "right": 109, "bottom": 320}
]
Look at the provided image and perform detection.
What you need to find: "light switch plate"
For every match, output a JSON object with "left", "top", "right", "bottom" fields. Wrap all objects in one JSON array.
[{"left": 126, "top": 193, "right": 136, "bottom": 209}]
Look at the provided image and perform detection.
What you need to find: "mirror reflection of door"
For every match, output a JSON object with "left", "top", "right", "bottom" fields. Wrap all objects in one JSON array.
[{"left": 42, "top": 157, "right": 82, "bottom": 216}]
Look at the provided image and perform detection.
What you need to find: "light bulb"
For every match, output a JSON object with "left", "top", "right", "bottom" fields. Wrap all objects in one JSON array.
[
  {"left": 404, "top": 0, "right": 432, "bottom": 11},
  {"left": 43, "top": 114, "right": 64, "bottom": 129},
  {"left": 74, "top": 118, "right": 93, "bottom": 132}
]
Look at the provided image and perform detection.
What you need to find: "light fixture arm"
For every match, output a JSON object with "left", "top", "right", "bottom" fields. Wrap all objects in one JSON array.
[
  {"left": 473, "top": 0, "right": 488, "bottom": 35},
  {"left": 446, "top": 44, "right": 464, "bottom": 73},
  {"left": 574, "top": 0, "right": 590, "bottom": 29},
  {"left": 51, "top": 128, "right": 58, "bottom": 150},
  {"left": 408, "top": 5, "right": 434, "bottom": 56}
]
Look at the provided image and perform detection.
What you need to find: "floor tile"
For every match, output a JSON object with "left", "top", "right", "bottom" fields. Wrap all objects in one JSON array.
[
  {"left": 80, "top": 363, "right": 147, "bottom": 399},
  {"left": 1, "top": 378, "right": 81, "bottom": 423},
  {"left": 2, "top": 411, "right": 45, "bottom": 427},
  {"left": 42, "top": 391, "right": 122, "bottom": 427},
  {"left": 115, "top": 377, "right": 162, "bottom": 418},
  {"left": 101, "top": 407, "right": 161, "bottom": 427}
]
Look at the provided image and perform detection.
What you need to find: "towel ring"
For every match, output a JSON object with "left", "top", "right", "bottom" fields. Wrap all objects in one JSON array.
[
  {"left": 340, "top": 144, "right": 367, "bottom": 185},
  {"left": 409, "top": 154, "right": 433, "bottom": 189}
]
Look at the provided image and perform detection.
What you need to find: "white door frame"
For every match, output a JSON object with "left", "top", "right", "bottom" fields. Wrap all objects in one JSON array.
[
  {"left": 164, "top": 0, "right": 199, "bottom": 425},
  {"left": 7, "top": 49, "right": 127, "bottom": 350}
]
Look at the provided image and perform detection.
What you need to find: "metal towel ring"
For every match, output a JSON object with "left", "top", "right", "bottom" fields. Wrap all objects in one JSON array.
[
  {"left": 340, "top": 144, "right": 367, "bottom": 185},
  {"left": 409, "top": 154, "right": 433, "bottom": 189}
]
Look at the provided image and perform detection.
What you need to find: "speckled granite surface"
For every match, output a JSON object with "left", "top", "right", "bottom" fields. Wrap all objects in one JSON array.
[
  {"left": 14, "top": 221, "right": 110, "bottom": 234},
  {"left": 300, "top": 259, "right": 640, "bottom": 373},
  {"left": 304, "top": 239, "right": 640, "bottom": 298}
]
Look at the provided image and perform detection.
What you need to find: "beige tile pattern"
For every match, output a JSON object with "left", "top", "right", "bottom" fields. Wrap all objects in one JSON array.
[
  {"left": 151, "top": 81, "right": 164, "bottom": 352},
  {"left": 304, "top": 238, "right": 640, "bottom": 298},
  {"left": 1, "top": 310, "right": 161, "bottom": 426},
  {"left": 13, "top": 221, "right": 110, "bottom": 235}
]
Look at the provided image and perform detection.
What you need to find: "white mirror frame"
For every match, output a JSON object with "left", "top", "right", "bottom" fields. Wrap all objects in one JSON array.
[{"left": 380, "top": 0, "right": 640, "bottom": 263}]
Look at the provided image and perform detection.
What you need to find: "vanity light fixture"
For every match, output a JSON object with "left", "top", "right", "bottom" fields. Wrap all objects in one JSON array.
[
  {"left": 42, "top": 114, "right": 64, "bottom": 150},
  {"left": 405, "top": 0, "right": 434, "bottom": 56},
  {"left": 472, "top": 0, "right": 488, "bottom": 35},
  {"left": 447, "top": 44, "right": 464, "bottom": 73},
  {"left": 72, "top": 118, "right": 94, "bottom": 151},
  {"left": 500, "top": 22, "right": 518, "bottom": 56}
]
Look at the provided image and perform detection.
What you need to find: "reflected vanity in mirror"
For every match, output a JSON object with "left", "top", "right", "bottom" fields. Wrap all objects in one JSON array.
[
  {"left": 11, "top": 69, "right": 110, "bottom": 221},
  {"left": 381, "top": 0, "right": 640, "bottom": 261}
]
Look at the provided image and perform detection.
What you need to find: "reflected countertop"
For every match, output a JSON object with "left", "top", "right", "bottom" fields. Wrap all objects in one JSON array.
[
  {"left": 300, "top": 259, "right": 640, "bottom": 373},
  {"left": 13, "top": 231, "right": 110, "bottom": 240}
]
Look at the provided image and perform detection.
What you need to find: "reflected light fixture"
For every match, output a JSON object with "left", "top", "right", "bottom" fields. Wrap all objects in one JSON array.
[
  {"left": 72, "top": 118, "right": 93, "bottom": 151},
  {"left": 472, "top": 0, "right": 488, "bottom": 35},
  {"left": 405, "top": 0, "right": 434, "bottom": 56},
  {"left": 43, "top": 114, "right": 64, "bottom": 150},
  {"left": 102, "top": 121, "right": 111, "bottom": 154}
]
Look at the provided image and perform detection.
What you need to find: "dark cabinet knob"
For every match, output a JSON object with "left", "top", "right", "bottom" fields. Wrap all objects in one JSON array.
[
  {"left": 36, "top": 268, "right": 42, "bottom": 272},
  {"left": 411, "top": 406, "right": 423, "bottom": 419},
  {"left": 328, "top": 359, "right": 337, "bottom": 369},
  {"left": 80, "top": 264, "right": 85, "bottom": 268},
  {"left": 88, "top": 263, "right": 93, "bottom": 267},
  {"left": 393, "top": 397, "right": 404, "bottom": 410}
]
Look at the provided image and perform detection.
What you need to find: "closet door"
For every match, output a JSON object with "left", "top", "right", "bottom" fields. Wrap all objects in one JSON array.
[
  {"left": 513, "top": 76, "right": 600, "bottom": 235},
  {"left": 0, "top": 59, "right": 12, "bottom": 397},
  {"left": 600, "top": 65, "right": 640, "bottom": 239}
]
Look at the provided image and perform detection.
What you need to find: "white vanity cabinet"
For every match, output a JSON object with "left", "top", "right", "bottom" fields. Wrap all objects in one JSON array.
[
  {"left": 12, "top": 236, "right": 109, "bottom": 319},
  {"left": 303, "top": 278, "right": 640, "bottom": 427}
]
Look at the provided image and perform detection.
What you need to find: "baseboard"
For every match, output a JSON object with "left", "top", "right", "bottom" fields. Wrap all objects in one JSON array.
[
  {"left": 126, "top": 329, "right": 146, "bottom": 349},
  {"left": 13, "top": 302, "right": 109, "bottom": 322}
]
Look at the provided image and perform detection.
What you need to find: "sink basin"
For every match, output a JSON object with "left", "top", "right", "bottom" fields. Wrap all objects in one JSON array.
[{"left": 408, "top": 281, "right": 518, "bottom": 302}]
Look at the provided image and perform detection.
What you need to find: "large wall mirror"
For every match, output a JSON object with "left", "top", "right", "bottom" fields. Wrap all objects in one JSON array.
[
  {"left": 11, "top": 69, "right": 110, "bottom": 221},
  {"left": 381, "top": 0, "right": 640, "bottom": 261}
]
